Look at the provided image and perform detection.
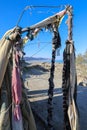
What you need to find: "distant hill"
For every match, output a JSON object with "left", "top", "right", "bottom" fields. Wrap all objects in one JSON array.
[{"left": 24, "top": 57, "right": 49, "bottom": 61}]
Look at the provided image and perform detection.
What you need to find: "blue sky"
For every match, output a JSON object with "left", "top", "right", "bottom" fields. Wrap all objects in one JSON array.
[{"left": 0, "top": 0, "right": 87, "bottom": 59}]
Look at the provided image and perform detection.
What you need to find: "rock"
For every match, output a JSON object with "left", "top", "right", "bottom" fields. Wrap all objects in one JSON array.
[{"left": 79, "top": 82, "right": 87, "bottom": 87}]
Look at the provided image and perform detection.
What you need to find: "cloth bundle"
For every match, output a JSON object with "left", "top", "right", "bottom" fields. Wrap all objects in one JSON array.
[{"left": 0, "top": 29, "right": 37, "bottom": 130}]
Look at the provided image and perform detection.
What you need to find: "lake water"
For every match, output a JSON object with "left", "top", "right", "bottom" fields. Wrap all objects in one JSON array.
[{"left": 26, "top": 59, "right": 63, "bottom": 63}]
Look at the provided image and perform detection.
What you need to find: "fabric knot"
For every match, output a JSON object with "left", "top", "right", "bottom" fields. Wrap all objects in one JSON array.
[{"left": 14, "top": 104, "right": 22, "bottom": 121}]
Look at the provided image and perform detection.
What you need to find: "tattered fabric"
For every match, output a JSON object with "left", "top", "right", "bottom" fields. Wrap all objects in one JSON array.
[{"left": 62, "top": 40, "right": 79, "bottom": 130}]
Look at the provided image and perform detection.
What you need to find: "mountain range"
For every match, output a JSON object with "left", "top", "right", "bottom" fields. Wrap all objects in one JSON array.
[{"left": 24, "top": 56, "right": 50, "bottom": 61}]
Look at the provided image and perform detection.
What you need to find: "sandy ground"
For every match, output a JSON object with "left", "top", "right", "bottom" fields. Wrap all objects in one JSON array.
[{"left": 23, "top": 62, "right": 87, "bottom": 130}]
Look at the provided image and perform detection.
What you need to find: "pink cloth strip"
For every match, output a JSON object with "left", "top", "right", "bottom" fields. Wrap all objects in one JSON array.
[{"left": 12, "top": 52, "right": 22, "bottom": 120}]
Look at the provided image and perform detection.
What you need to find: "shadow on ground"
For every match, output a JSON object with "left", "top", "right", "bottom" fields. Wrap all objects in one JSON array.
[{"left": 25, "top": 86, "right": 87, "bottom": 130}]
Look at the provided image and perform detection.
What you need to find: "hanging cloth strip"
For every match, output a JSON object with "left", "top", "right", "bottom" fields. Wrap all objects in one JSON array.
[
  {"left": 62, "top": 40, "right": 79, "bottom": 130},
  {"left": 47, "top": 24, "right": 61, "bottom": 130},
  {"left": 12, "top": 50, "right": 22, "bottom": 120},
  {"left": 12, "top": 43, "right": 24, "bottom": 130}
]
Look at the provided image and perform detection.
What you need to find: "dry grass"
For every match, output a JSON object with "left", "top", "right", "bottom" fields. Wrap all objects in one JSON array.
[{"left": 76, "top": 63, "right": 87, "bottom": 84}]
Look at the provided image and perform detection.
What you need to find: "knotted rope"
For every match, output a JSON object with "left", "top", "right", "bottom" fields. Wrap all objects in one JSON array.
[
  {"left": 62, "top": 40, "right": 72, "bottom": 130},
  {"left": 47, "top": 24, "right": 61, "bottom": 130}
]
